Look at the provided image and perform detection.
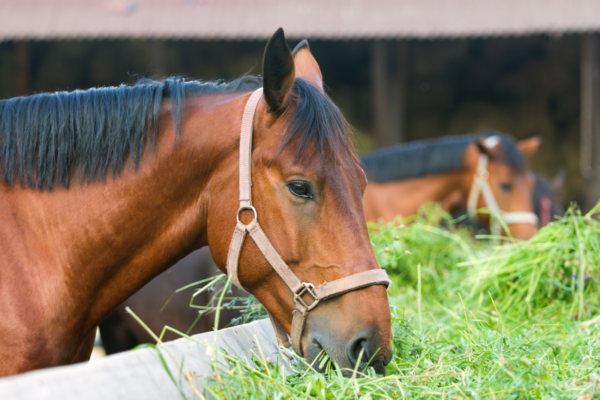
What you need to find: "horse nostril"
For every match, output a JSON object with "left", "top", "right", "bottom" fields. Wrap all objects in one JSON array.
[
  {"left": 347, "top": 332, "right": 388, "bottom": 375},
  {"left": 347, "top": 334, "right": 368, "bottom": 367}
]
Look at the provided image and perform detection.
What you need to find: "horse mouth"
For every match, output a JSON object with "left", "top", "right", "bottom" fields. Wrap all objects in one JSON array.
[
  {"left": 307, "top": 339, "right": 387, "bottom": 376},
  {"left": 341, "top": 354, "right": 387, "bottom": 377},
  {"left": 307, "top": 339, "right": 329, "bottom": 373}
]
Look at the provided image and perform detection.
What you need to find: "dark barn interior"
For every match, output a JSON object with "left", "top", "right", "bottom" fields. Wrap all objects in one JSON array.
[
  {"left": 2, "top": 1, "right": 600, "bottom": 210},
  {"left": 0, "top": 35, "right": 585, "bottom": 206}
]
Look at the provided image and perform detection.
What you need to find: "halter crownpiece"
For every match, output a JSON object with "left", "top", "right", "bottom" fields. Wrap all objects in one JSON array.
[
  {"left": 226, "top": 88, "right": 391, "bottom": 357},
  {"left": 467, "top": 145, "right": 539, "bottom": 236}
]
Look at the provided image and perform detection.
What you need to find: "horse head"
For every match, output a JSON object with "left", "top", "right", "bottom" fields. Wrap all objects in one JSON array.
[
  {"left": 465, "top": 134, "right": 541, "bottom": 240},
  {"left": 208, "top": 29, "right": 393, "bottom": 374}
]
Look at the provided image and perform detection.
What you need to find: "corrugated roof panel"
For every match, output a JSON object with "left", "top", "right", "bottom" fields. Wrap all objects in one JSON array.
[{"left": 1, "top": 0, "right": 599, "bottom": 41}]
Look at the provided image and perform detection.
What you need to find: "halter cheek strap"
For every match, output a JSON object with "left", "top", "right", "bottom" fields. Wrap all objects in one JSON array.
[
  {"left": 226, "top": 88, "right": 391, "bottom": 357},
  {"left": 467, "top": 154, "right": 539, "bottom": 236}
]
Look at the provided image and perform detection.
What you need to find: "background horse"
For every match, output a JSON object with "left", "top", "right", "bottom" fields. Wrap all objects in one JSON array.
[
  {"left": 361, "top": 132, "right": 541, "bottom": 240},
  {"left": 99, "top": 247, "right": 248, "bottom": 354},
  {"left": 0, "top": 29, "right": 392, "bottom": 376}
]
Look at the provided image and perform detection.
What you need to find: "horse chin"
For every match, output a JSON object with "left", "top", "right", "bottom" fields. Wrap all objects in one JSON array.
[{"left": 507, "top": 222, "right": 537, "bottom": 240}]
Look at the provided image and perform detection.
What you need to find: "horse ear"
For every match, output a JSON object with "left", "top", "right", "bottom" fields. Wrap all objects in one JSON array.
[
  {"left": 517, "top": 137, "right": 542, "bottom": 156},
  {"left": 263, "top": 28, "right": 295, "bottom": 112},
  {"left": 292, "top": 40, "right": 324, "bottom": 93}
]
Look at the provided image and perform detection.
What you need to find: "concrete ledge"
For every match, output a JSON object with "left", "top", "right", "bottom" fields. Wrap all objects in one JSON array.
[{"left": 0, "top": 319, "right": 288, "bottom": 400}]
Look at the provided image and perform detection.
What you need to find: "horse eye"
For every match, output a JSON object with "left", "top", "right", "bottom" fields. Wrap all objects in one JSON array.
[
  {"left": 499, "top": 182, "right": 513, "bottom": 192},
  {"left": 288, "top": 182, "right": 312, "bottom": 199}
]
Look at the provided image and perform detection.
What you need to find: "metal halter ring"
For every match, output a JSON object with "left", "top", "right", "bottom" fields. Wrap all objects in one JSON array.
[
  {"left": 236, "top": 206, "right": 258, "bottom": 225},
  {"left": 476, "top": 168, "right": 489, "bottom": 180},
  {"left": 294, "top": 282, "right": 320, "bottom": 311}
]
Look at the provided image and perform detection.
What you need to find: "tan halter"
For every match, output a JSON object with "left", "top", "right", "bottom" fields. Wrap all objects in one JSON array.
[
  {"left": 467, "top": 141, "right": 539, "bottom": 235},
  {"left": 226, "top": 88, "right": 391, "bottom": 357}
]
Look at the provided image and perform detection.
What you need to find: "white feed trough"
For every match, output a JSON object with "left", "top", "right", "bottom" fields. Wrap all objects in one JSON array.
[{"left": 0, "top": 319, "right": 289, "bottom": 400}]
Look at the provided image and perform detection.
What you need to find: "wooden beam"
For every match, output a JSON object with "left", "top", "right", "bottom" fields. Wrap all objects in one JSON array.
[
  {"left": 581, "top": 34, "right": 600, "bottom": 212},
  {"left": 149, "top": 40, "right": 166, "bottom": 79},
  {"left": 388, "top": 41, "right": 407, "bottom": 143},
  {"left": 15, "top": 40, "right": 30, "bottom": 96},
  {"left": 372, "top": 40, "right": 388, "bottom": 147},
  {"left": 371, "top": 40, "right": 407, "bottom": 148}
]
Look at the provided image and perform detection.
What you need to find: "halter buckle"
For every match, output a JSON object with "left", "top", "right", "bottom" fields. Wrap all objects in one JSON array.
[
  {"left": 236, "top": 206, "right": 257, "bottom": 225},
  {"left": 294, "top": 283, "right": 320, "bottom": 311}
]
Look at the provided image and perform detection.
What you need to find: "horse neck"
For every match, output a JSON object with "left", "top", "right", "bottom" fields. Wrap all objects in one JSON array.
[
  {"left": 362, "top": 169, "right": 472, "bottom": 222},
  {"left": 1, "top": 92, "right": 248, "bottom": 333}
]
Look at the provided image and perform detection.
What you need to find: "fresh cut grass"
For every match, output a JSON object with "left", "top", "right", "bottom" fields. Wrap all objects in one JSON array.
[{"left": 158, "top": 203, "right": 600, "bottom": 399}]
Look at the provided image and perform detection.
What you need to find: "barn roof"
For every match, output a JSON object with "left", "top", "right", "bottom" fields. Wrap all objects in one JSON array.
[{"left": 1, "top": 0, "right": 600, "bottom": 41}]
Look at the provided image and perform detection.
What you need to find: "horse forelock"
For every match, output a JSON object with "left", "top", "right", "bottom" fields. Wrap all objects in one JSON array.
[
  {"left": 491, "top": 133, "right": 527, "bottom": 173},
  {"left": 279, "top": 78, "right": 357, "bottom": 168}
]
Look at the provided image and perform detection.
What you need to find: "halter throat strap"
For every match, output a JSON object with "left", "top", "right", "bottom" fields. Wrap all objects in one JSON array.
[
  {"left": 226, "top": 88, "right": 391, "bottom": 357},
  {"left": 467, "top": 154, "right": 539, "bottom": 235}
]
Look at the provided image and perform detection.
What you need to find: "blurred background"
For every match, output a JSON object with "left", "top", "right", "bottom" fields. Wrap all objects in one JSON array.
[{"left": 1, "top": 0, "right": 599, "bottom": 209}]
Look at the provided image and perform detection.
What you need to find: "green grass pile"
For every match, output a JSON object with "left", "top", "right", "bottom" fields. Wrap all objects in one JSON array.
[
  {"left": 169, "top": 203, "right": 600, "bottom": 399},
  {"left": 369, "top": 203, "right": 485, "bottom": 295},
  {"left": 468, "top": 203, "right": 600, "bottom": 321}
]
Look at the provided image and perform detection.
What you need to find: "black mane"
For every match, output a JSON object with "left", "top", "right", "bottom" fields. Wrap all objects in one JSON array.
[
  {"left": 361, "top": 131, "right": 526, "bottom": 183},
  {"left": 0, "top": 76, "right": 352, "bottom": 189}
]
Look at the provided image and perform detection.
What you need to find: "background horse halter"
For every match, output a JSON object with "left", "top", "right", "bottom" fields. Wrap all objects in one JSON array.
[
  {"left": 227, "top": 88, "right": 390, "bottom": 356},
  {"left": 467, "top": 136, "right": 539, "bottom": 236}
]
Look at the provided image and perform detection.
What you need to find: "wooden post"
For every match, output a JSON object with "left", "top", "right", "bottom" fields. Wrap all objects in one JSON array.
[
  {"left": 389, "top": 41, "right": 407, "bottom": 143},
  {"left": 372, "top": 40, "right": 388, "bottom": 148},
  {"left": 15, "top": 41, "right": 31, "bottom": 96},
  {"left": 150, "top": 40, "right": 166, "bottom": 79},
  {"left": 371, "top": 40, "right": 407, "bottom": 148},
  {"left": 581, "top": 34, "right": 600, "bottom": 212}
]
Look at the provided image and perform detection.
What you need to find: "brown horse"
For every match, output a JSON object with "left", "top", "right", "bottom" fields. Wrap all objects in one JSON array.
[
  {"left": 361, "top": 133, "right": 541, "bottom": 240},
  {"left": 0, "top": 29, "right": 392, "bottom": 376}
]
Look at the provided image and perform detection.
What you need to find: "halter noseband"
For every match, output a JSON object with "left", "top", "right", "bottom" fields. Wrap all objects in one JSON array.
[
  {"left": 467, "top": 152, "right": 539, "bottom": 236},
  {"left": 226, "top": 88, "right": 391, "bottom": 357}
]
